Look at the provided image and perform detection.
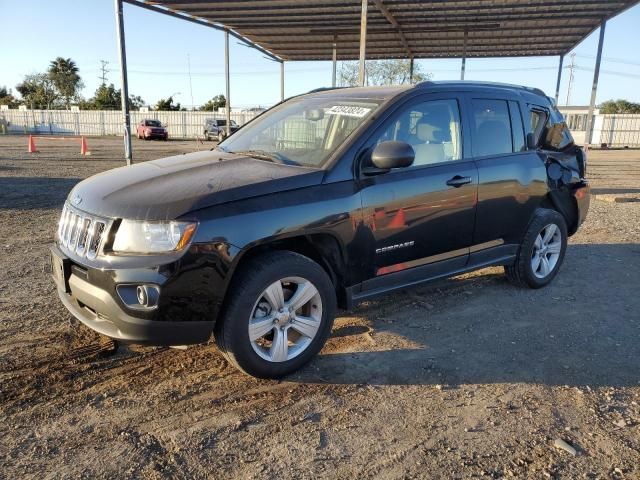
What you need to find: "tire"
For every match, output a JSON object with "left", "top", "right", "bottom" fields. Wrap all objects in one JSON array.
[
  {"left": 505, "top": 208, "right": 568, "bottom": 289},
  {"left": 218, "top": 131, "right": 225, "bottom": 143},
  {"left": 204, "top": 131, "right": 210, "bottom": 141},
  {"left": 214, "top": 251, "right": 336, "bottom": 378}
]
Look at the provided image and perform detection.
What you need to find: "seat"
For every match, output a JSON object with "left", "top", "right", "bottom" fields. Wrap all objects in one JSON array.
[
  {"left": 410, "top": 104, "right": 459, "bottom": 166},
  {"left": 475, "top": 120, "right": 512, "bottom": 157},
  {"left": 412, "top": 123, "right": 446, "bottom": 166}
]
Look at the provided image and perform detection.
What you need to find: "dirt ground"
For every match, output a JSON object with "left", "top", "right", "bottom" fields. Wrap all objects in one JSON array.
[{"left": 1, "top": 135, "right": 639, "bottom": 479}]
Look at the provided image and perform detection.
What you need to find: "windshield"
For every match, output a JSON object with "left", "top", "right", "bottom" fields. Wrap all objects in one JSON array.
[
  {"left": 219, "top": 97, "right": 381, "bottom": 167},
  {"left": 145, "top": 120, "right": 162, "bottom": 127}
]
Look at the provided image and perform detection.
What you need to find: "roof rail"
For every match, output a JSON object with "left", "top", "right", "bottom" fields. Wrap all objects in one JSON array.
[
  {"left": 306, "top": 86, "right": 347, "bottom": 94},
  {"left": 414, "top": 80, "right": 548, "bottom": 97}
]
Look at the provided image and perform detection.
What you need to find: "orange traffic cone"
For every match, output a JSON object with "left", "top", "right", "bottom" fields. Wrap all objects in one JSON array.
[
  {"left": 27, "top": 135, "right": 38, "bottom": 153},
  {"left": 387, "top": 208, "right": 406, "bottom": 229},
  {"left": 80, "top": 136, "right": 90, "bottom": 156}
]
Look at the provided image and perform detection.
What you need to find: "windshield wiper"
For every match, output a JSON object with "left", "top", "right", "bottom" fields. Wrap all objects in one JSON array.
[{"left": 230, "top": 149, "right": 292, "bottom": 165}]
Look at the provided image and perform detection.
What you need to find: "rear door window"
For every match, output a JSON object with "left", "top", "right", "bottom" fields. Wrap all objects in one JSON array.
[{"left": 470, "top": 99, "right": 513, "bottom": 157}]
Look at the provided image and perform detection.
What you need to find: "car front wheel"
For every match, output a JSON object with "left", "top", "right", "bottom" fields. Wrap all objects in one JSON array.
[
  {"left": 505, "top": 208, "right": 567, "bottom": 288},
  {"left": 215, "top": 251, "right": 336, "bottom": 378}
]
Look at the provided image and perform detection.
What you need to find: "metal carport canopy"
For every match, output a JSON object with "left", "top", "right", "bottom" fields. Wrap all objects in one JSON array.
[
  {"left": 132, "top": 0, "right": 637, "bottom": 60},
  {"left": 115, "top": 0, "right": 639, "bottom": 163}
]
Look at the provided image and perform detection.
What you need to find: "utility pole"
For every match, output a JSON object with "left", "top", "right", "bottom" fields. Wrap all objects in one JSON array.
[
  {"left": 187, "top": 53, "right": 194, "bottom": 110},
  {"left": 565, "top": 53, "right": 576, "bottom": 106},
  {"left": 98, "top": 60, "right": 110, "bottom": 85}
]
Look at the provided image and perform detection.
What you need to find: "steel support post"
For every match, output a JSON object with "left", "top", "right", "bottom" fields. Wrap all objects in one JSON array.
[
  {"left": 409, "top": 58, "right": 414, "bottom": 84},
  {"left": 332, "top": 42, "right": 337, "bottom": 87},
  {"left": 224, "top": 30, "right": 231, "bottom": 137},
  {"left": 114, "top": 0, "right": 132, "bottom": 164},
  {"left": 585, "top": 22, "right": 606, "bottom": 147},
  {"left": 555, "top": 55, "right": 564, "bottom": 104},
  {"left": 461, "top": 30, "right": 468, "bottom": 80},
  {"left": 358, "top": 0, "right": 368, "bottom": 86},
  {"left": 280, "top": 61, "right": 285, "bottom": 101}
]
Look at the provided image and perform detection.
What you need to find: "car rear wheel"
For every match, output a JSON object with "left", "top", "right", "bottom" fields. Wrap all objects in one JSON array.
[
  {"left": 505, "top": 208, "right": 567, "bottom": 289},
  {"left": 218, "top": 131, "right": 225, "bottom": 143},
  {"left": 214, "top": 251, "right": 336, "bottom": 378}
]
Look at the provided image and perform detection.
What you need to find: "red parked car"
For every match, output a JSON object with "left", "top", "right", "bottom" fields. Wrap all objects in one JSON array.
[{"left": 136, "top": 119, "right": 168, "bottom": 140}]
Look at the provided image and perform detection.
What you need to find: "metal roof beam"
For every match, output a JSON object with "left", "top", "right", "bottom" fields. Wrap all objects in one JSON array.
[
  {"left": 122, "top": 0, "right": 282, "bottom": 62},
  {"left": 214, "top": 12, "right": 609, "bottom": 27},
  {"left": 372, "top": 0, "right": 412, "bottom": 58},
  {"left": 259, "top": 35, "right": 585, "bottom": 47},
  {"left": 174, "top": 0, "right": 624, "bottom": 15}
]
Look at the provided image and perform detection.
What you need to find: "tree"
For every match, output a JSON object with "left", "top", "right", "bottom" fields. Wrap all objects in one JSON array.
[
  {"left": 200, "top": 94, "right": 226, "bottom": 111},
  {"left": 128, "top": 95, "right": 146, "bottom": 111},
  {"left": 80, "top": 84, "right": 145, "bottom": 111},
  {"left": 599, "top": 99, "right": 640, "bottom": 114},
  {"left": 0, "top": 86, "right": 19, "bottom": 107},
  {"left": 155, "top": 96, "right": 182, "bottom": 111},
  {"left": 48, "top": 57, "right": 83, "bottom": 109},
  {"left": 338, "top": 59, "right": 431, "bottom": 87},
  {"left": 16, "top": 73, "right": 59, "bottom": 109},
  {"left": 84, "top": 84, "right": 120, "bottom": 110}
]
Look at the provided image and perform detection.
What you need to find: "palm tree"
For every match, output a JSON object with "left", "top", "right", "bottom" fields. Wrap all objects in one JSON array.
[{"left": 48, "top": 57, "right": 82, "bottom": 109}]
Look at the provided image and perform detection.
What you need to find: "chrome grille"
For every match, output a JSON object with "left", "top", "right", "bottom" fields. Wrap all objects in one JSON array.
[{"left": 57, "top": 204, "right": 111, "bottom": 259}]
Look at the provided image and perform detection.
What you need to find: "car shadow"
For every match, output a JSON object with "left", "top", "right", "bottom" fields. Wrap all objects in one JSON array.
[
  {"left": 291, "top": 243, "right": 640, "bottom": 388},
  {"left": 0, "top": 176, "right": 80, "bottom": 210}
]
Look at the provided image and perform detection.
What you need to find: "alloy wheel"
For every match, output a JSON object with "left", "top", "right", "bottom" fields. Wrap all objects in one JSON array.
[
  {"left": 531, "top": 223, "right": 562, "bottom": 279},
  {"left": 248, "top": 276, "right": 323, "bottom": 363}
]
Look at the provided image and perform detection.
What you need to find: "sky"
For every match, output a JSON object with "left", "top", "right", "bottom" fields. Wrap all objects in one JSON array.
[{"left": 1, "top": 0, "right": 639, "bottom": 110}]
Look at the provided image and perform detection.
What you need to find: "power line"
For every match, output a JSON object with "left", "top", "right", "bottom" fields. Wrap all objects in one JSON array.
[
  {"left": 574, "top": 54, "right": 640, "bottom": 68},
  {"left": 573, "top": 66, "right": 640, "bottom": 79}
]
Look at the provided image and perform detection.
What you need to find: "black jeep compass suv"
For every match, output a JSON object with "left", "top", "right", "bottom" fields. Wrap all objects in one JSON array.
[{"left": 51, "top": 81, "right": 590, "bottom": 378}]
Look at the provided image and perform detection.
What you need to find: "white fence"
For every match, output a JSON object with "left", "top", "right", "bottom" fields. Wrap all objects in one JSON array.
[
  {"left": 559, "top": 109, "right": 640, "bottom": 148},
  {"left": 592, "top": 114, "right": 640, "bottom": 148},
  {"left": 0, "top": 109, "right": 259, "bottom": 139},
  {"left": 2, "top": 108, "right": 640, "bottom": 147}
]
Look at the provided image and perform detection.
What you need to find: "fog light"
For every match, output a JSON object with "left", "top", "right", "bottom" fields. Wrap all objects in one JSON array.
[
  {"left": 136, "top": 285, "right": 148, "bottom": 306},
  {"left": 117, "top": 284, "right": 160, "bottom": 310}
]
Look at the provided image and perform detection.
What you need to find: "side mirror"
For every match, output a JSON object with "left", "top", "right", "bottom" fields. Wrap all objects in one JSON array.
[
  {"left": 370, "top": 141, "right": 415, "bottom": 170},
  {"left": 526, "top": 132, "right": 537, "bottom": 150}
]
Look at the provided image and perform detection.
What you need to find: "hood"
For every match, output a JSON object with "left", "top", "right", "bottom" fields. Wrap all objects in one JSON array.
[{"left": 68, "top": 150, "right": 325, "bottom": 220}]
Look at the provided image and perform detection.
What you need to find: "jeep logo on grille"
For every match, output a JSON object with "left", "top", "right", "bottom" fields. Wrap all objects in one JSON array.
[{"left": 71, "top": 193, "right": 82, "bottom": 206}]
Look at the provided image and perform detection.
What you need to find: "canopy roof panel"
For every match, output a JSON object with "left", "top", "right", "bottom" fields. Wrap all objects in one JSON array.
[{"left": 134, "top": 0, "right": 638, "bottom": 60}]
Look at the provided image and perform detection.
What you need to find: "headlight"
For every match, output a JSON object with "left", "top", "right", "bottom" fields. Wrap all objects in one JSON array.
[{"left": 112, "top": 220, "right": 197, "bottom": 254}]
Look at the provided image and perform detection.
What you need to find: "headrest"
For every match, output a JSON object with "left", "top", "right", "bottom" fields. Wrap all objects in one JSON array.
[
  {"left": 417, "top": 122, "right": 438, "bottom": 142},
  {"left": 415, "top": 105, "right": 453, "bottom": 142}
]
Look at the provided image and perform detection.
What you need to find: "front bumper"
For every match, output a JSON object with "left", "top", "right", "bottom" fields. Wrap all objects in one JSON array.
[
  {"left": 145, "top": 131, "right": 168, "bottom": 139},
  {"left": 51, "top": 245, "right": 214, "bottom": 345}
]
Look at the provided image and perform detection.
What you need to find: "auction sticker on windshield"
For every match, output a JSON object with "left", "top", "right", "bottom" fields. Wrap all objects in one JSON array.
[{"left": 326, "top": 105, "right": 372, "bottom": 118}]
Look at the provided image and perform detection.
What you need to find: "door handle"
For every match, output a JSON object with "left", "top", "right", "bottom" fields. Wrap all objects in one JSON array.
[{"left": 446, "top": 175, "right": 472, "bottom": 188}]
